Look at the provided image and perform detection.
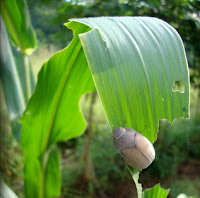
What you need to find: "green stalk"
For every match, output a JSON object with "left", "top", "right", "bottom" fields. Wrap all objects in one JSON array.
[
  {"left": 23, "top": 55, "right": 32, "bottom": 102},
  {"left": 127, "top": 165, "right": 143, "bottom": 198},
  {"left": 40, "top": 150, "right": 50, "bottom": 198}
]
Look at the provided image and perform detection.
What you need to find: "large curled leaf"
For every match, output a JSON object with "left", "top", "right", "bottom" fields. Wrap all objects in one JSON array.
[
  {"left": 0, "top": 0, "right": 37, "bottom": 54},
  {"left": 69, "top": 17, "right": 190, "bottom": 143},
  {"left": 21, "top": 17, "right": 189, "bottom": 197}
]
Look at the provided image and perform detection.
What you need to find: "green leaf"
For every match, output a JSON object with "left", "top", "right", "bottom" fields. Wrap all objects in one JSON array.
[
  {"left": 143, "top": 183, "right": 170, "bottom": 198},
  {"left": 21, "top": 17, "right": 189, "bottom": 197},
  {"left": 0, "top": 0, "right": 37, "bottom": 54},
  {"left": 20, "top": 22, "right": 95, "bottom": 197},
  {"left": 24, "top": 146, "right": 61, "bottom": 198},
  {"left": 0, "top": 17, "right": 26, "bottom": 140},
  {"left": 20, "top": 23, "right": 95, "bottom": 156},
  {"left": 24, "top": 156, "right": 42, "bottom": 198},
  {"left": 44, "top": 146, "right": 61, "bottom": 198},
  {"left": 0, "top": 0, "right": 36, "bottom": 140},
  {"left": 70, "top": 17, "right": 189, "bottom": 143},
  {"left": 67, "top": 17, "right": 189, "bottom": 197},
  {"left": 13, "top": 48, "right": 35, "bottom": 102}
]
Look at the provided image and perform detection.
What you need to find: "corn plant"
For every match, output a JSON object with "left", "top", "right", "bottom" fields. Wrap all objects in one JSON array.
[{"left": 0, "top": 1, "right": 190, "bottom": 198}]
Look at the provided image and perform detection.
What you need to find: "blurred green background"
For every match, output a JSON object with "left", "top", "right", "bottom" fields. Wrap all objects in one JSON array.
[{"left": 0, "top": 0, "right": 200, "bottom": 198}]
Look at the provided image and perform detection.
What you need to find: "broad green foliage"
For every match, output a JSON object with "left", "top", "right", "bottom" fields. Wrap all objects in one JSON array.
[
  {"left": 20, "top": 23, "right": 95, "bottom": 197},
  {"left": 70, "top": 17, "right": 190, "bottom": 143},
  {"left": 143, "top": 183, "right": 170, "bottom": 198},
  {"left": 20, "top": 23, "right": 95, "bottom": 157},
  {"left": 0, "top": 0, "right": 37, "bottom": 54},
  {"left": 20, "top": 16, "right": 189, "bottom": 198}
]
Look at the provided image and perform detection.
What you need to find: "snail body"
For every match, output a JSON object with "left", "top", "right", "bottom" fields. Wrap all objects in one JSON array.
[{"left": 112, "top": 127, "right": 155, "bottom": 169}]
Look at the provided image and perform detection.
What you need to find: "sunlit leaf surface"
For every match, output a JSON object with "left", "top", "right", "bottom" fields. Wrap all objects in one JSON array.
[
  {"left": 21, "top": 17, "right": 189, "bottom": 197},
  {"left": 20, "top": 23, "right": 95, "bottom": 198},
  {"left": 72, "top": 17, "right": 190, "bottom": 143},
  {"left": 143, "top": 183, "right": 170, "bottom": 198}
]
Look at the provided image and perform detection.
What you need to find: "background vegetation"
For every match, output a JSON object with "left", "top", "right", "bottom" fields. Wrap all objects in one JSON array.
[{"left": 1, "top": 0, "right": 199, "bottom": 198}]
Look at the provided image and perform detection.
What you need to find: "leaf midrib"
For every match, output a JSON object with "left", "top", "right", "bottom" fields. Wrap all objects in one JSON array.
[{"left": 43, "top": 38, "right": 82, "bottom": 154}]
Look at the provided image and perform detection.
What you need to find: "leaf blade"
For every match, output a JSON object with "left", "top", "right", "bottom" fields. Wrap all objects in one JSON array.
[
  {"left": 143, "top": 183, "right": 170, "bottom": 198},
  {"left": 0, "top": 0, "right": 37, "bottom": 54},
  {"left": 20, "top": 25, "right": 95, "bottom": 157},
  {"left": 73, "top": 16, "right": 189, "bottom": 142},
  {"left": 44, "top": 146, "right": 61, "bottom": 198}
]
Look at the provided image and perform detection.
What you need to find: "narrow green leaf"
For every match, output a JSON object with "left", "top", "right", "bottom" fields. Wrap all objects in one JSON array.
[
  {"left": 0, "top": 0, "right": 36, "bottom": 140},
  {"left": 13, "top": 48, "right": 35, "bottom": 102},
  {"left": 44, "top": 146, "right": 61, "bottom": 198},
  {"left": 24, "top": 146, "right": 61, "bottom": 198},
  {"left": 0, "top": 0, "right": 37, "bottom": 54},
  {"left": 0, "top": 16, "right": 26, "bottom": 140},
  {"left": 24, "top": 156, "right": 42, "bottom": 198},
  {"left": 70, "top": 17, "right": 190, "bottom": 143},
  {"left": 143, "top": 183, "right": 170, "bottom": 198}
]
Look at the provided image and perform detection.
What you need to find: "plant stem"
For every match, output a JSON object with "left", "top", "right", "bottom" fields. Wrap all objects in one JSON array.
[
  {"left": 40, "top": 149, "right": 50, "bottom": 198},
  {"left": 127, "top": 165, "right": 143, "bottom": 198},
  {"left": 83, "top": 92, "right": 96, "bottom": 180},
  {"left": 23, "top": 54, "right": 32, "bottom": 102}
]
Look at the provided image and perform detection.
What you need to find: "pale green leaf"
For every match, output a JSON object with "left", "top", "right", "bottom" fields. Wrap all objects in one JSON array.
[
  {"left": 70, "top": 17, "right": 189, "bottom": 143},
  {"left": 20, "top": 17, "right": 189, "bottom": 198}
]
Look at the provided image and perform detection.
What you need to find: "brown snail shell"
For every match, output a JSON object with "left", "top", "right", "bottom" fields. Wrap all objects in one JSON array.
[{"left": 112, "top": 127, "right": 155, "bottom": 169}]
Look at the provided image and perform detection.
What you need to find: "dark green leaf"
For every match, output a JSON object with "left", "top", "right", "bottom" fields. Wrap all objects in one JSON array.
[{"left": 0, "top": 0, "right": 37, "bottom": 54}]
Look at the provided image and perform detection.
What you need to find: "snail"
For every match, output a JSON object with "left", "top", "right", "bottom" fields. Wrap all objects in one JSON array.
[{"left": 112, "top": 125, "right": 155, "bottom": 169}]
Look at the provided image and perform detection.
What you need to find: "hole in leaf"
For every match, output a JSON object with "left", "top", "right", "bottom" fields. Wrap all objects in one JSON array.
[{"left": 172, "top": 80, "right": 185, "bottom": 93}]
